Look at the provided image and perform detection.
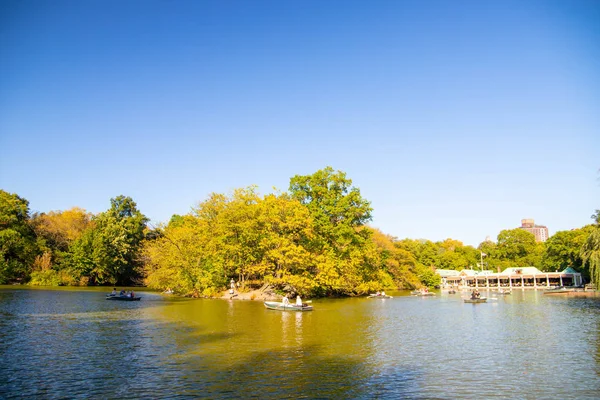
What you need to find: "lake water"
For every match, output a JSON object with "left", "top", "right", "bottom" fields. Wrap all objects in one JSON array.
[{"left": 0, "top": 287, "right": 598, "bottom": 399}]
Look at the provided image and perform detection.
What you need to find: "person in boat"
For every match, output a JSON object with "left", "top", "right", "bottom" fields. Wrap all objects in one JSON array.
[
  {"left": 130, "top": 290, "right": 135, "bottom": 298},
  {"left": 381, "top": 291, "right": 386, "bottom": 296},
  {"left": 120, "top": 289, "right": 125, "bottom": 296},
  {"left": 111, "top": 288, "right": 117, "bottom": 296},
  {"left": 282, "top": 295, "right": 290, "bottom": 306},
  {"left": 296, "top": 295, "right": 303, "bottom": 306},
  {"left": 376, "top": 291, "right": 381, "bottom": 296}
]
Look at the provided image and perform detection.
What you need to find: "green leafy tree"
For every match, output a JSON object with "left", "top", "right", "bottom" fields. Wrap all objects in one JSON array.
[
  {"left": 581, "top": 210, "right": 600, "bottom": 288},
  {"left": 434, "top": 239, "right": 479, "bottom": 271},
  {"left": 289, "top": 166, "right": 372, "bottom": 255},
  {"left": 396, "top": 239, "right": 439, "bottom": 268},
  {"left": 71, "top": 196, "right": 148, "bottom": 285},
  {"left": 478, "top": 240, "right": 498, "bottom": 270},
  {"left": 496, "top": 228, "right": 539, "bottom": 268},
  {"left": 542, "top": 227, "right": 593, "bottom": 273},
  {"left": 414, "top": 264, "right": 441, "bottom": 288},
  {"left": 289, "top": 167, "right": 374, "bottom": 294},
  {"left": 0, "top": 190, "right": 38, "bottom": 283}
]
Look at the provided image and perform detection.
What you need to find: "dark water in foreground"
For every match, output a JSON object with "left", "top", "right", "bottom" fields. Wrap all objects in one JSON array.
[{"left": 0, "top": 287, "right": 598, "bottom": 399}]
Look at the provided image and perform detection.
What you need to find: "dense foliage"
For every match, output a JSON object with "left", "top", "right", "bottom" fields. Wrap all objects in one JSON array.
[
  {"left": 581, "top": 210, "right": 600, "bottom": 289},
  {"left": 1, "top": 169, "right": 598, "bottom": 296},
  {"left": 0, "top": 191, "right": 37, "bottom": 283}
]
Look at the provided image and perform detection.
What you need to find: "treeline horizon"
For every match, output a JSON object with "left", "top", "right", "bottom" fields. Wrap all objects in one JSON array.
[{"left": 2, "top": 167, "right": 599, "bottom": 296}]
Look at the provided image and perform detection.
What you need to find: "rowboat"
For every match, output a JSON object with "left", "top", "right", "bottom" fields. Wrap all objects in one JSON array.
[
  {"left": 106, "top": 295, "right": 141, "bottom": 301},
  {"left": 411, "top": 290, "right": 435, "bottom": 296},
  {"left": 464, "top": 297, "right": 487, "bottom": 303},
  {"left": 368, "top": 294, "right": 393, "bottom": 299},
  {"left": 264, "top": 301, "right": 313, "bottom": 311},
  {"left": 543, "top": 287, "right": 584, "bottom": 295}
]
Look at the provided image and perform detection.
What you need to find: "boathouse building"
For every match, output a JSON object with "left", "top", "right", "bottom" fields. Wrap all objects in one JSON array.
[{"left": 436, "top": 267, "right": 582, "bottom": 289}]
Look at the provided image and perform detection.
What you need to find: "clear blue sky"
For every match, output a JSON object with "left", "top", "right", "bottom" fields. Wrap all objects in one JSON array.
[{"left": 1, "top": 0, "right": 598, "bottom": 246}]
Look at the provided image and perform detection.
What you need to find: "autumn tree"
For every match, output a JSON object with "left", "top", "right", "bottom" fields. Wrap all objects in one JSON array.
[
  {"left": 251, "top": 193, "right": 316, "bottom": 294},
  {"left": 30, "top": 208, "right": 93, "bottom": 264}
]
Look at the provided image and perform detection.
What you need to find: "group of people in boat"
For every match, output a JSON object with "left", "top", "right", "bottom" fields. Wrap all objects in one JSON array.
[
  {"left": 374, "top": 291, "right": 387, "bottom": 296},
  {"left": 470, "top": 289, "right": 481, "bottom": 300},
  {"left": 109, "top": 288, "right": 136, "bottom": 298},
  {"left": 282, "top": 294, "right": 307, "bottom": 307}
]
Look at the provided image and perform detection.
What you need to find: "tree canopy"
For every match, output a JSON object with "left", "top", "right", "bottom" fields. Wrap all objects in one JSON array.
[
  {"left": 1, "top": 169, "right": 597, "bottom": 295},
  {"left": 0, "top": 190, "right": 37, "bottom": 283},
  {"left": 581, "top": 211, "right": 600, "bottom": 289}
]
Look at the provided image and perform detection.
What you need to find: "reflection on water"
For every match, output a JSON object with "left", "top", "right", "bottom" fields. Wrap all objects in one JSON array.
[{"left": 0, "top": 287, "right": 599, "bottom": 399}]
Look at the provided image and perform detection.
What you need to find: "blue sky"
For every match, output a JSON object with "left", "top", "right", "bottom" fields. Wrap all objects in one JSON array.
[{"left": 1, "top": 0, "right": 599, "bottom": 246}]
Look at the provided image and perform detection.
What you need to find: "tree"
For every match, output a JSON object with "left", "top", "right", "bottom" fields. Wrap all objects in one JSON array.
[
  {"left": 593, "top": 210, "right": 600, "bottom": 224},
  {"left": 144, "top": 189, "right": 317, "bottom": 296},
  {"left": 30, "top": 207, "right": 93, "bottom": 264},
  {"left": 396, "top": 239, "right": 439, "bottom": 268},
  {"left": 71, "top": 196, "right": 148, "bottom": 285},
  {"left": 289, "top": 166, "right": 372, "bottom": 255},
  {"left": 478, "top": 240, "right": 498, "bottom": 270},
  {"left": 0, "top": 190, "right": 38, "bottom": 283},
  {"left": 144, "top": 214, "right": 225, "bottom": 297},
  {"left": 542, "top": 227, "right": 593, "bottom": 273},
  {"left": 289, "top": 167, "right": 374, "bottom": 294},
  {"left": 496, "top": 228, "right": 538, "bottom": 268},
  {"left": 581, "top": 211, "right": 600, "bottom": 289},
  {"left": 252, "top": 193, "right": 315, "bottom": 293},
  {"left": 434, "top": 239, "right": 479, "bottom": 271},
  {"left": 26, "top": 207, "right": 93, "bottom": 285}
]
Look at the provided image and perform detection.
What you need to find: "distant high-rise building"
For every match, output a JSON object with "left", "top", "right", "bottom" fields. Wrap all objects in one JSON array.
[{"left": 519, "top": 219, "right": 548, "bottom": 242}]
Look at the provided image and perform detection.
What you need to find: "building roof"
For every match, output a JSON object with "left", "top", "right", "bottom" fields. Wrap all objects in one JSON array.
[
  {"left": 441, "top": 266, "right": 583, "bottom": 280},
  {"left": 502, "top": 267, "right": 543, "bottom": 275},
  {"left": 458, "top": 269, "right": 493, "bottom": 277},
  {"left": 435, "top": 269, "right": 460, "bottom": 277},
  {"left": 562, "top": 267, "right": 579, "bottom": 274}
]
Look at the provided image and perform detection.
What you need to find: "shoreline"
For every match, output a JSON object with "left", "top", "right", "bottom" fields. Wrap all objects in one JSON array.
[{"left": 219, "top": 288, "right": 281, "bottom": 301}]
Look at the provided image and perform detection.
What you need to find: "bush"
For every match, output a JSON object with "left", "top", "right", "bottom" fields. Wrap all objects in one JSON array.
[{"left": 29, "top": 268, "right": 79, "bottom": 286}]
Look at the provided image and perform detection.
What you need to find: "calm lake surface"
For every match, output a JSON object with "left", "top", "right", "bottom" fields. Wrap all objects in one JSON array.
[{"left": 0, "top": 287, "right": 598, "bottom": 399}]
